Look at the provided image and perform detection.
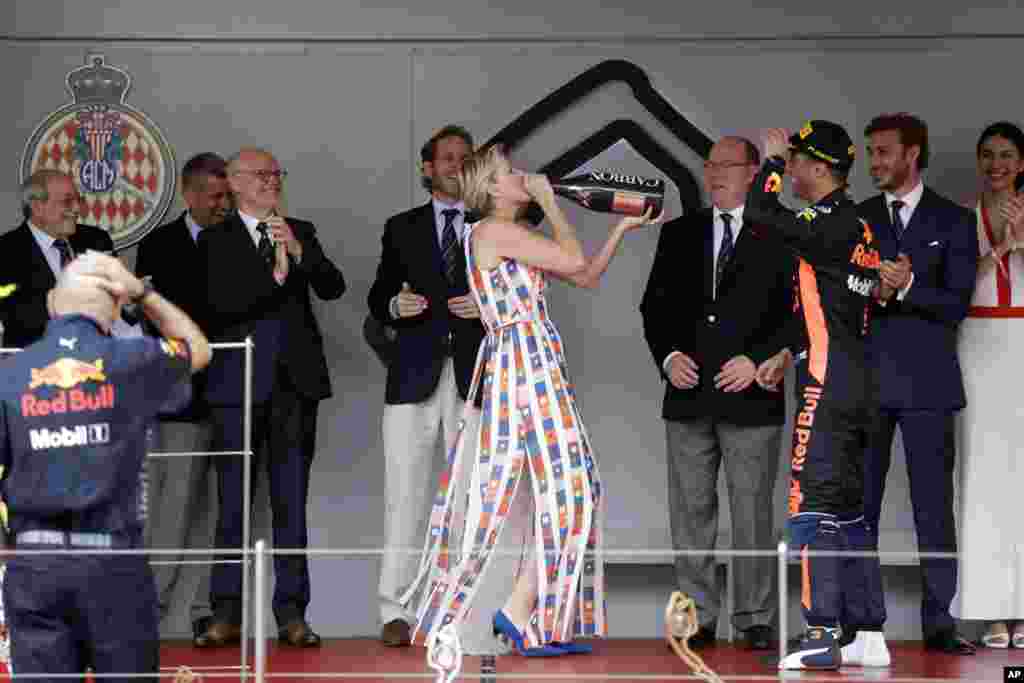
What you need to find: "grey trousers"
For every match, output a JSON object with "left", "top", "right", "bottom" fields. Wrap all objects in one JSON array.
[
  {"left": 145, "top": 419, "right": 216, "bottom": 626},
  {"left": 666, "top": 417, "right": 782, "bottom": 632}
]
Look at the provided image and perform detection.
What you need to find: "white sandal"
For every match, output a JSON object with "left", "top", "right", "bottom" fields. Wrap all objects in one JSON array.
[
  {"left": 982, "top": 625, "right": 1010, "bottom": 649},
  {"left": 1012, "top": 628, "right": 1024, "bottom": 649}
]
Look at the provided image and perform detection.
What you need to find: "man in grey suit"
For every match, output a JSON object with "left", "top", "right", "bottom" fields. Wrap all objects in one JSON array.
[
  {"left": 640, "top": 136, "right": 796, "bottom": 650},
  {"left": 136, "top": 153, "right": 233, "bottom": 646}
]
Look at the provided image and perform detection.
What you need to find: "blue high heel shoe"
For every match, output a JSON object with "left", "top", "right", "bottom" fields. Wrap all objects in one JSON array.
[
  {"left": 492, "top": 611, "right": 565, "bottom": 657},
  {"left": 551, "top": 640, "right": 593, "bottom": 654}
]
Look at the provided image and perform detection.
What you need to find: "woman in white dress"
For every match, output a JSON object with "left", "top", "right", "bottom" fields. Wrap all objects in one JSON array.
[{"left": 954, "top": 121, "right": 1024, "bottom": 648}]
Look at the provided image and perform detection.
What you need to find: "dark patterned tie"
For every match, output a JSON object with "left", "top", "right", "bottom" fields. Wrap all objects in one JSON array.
[
  {"left": 53, "top": 239, "right": 74, "bottom": 270},
  {"left": 440, "top": 208, "right": 462, "bottom": 285},
  {"left": 715, "top": 213, "right": 734, "bottom": 296},
  {"left": 255, "top": 222, "right": 274, "bottom": 267},
  {"left": 890, "top": 199, "right": 906, "bottom": 240}
]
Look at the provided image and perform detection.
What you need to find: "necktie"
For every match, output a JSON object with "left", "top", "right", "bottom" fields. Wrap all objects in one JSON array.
[
  {"left": 890, "top": 199, "right": 906, "bottom": 239},
  {"left": 54, "top": 239, "right": 74, "bottom": 270},
  {"left": 255, "top": 222, "right": 274, "bottom": 267},
  {"left": 715, "top": 213, "right": 734, "bottom": 296},
  {"left": 440, "top": 208, "right": 462, "bottom": 285}
]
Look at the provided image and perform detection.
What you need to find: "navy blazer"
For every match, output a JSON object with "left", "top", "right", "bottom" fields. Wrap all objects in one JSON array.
[
  {"left": 640, "top": 208, "right": 798, "bottom": 425},
  {"left": 136, "top": 212, "right": 211, "bottom": 420},
  {"left": 199, "top": 212, "right": 346, "bottom": 406},
  {"left": 367, "top": 203, "right": 485, "bottom": 406},
  {"left": 0, "top": 221, "right": 113, "bottom": 349},
  {"left": 859, "top": 188, "right": 978, "bottom": 411}
]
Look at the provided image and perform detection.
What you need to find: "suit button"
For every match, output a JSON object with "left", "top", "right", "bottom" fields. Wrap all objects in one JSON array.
[{"left": 707, "top": 315, "right": 716, "bottom": 324}]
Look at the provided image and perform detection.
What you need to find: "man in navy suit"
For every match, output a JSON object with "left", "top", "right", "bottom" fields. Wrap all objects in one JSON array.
[
  {"left": 136, "top": 152, "right": 232, "bottom": 646},
  {"left": 198, "top": 148, "right": 346, "bottom": 648},
  {"left": 367, "top": 125, "right": 485, "bottom": 646},
  {"left": 0, "top": 170, "right": 112, "bottom": 348},
  {"left": 859, "top": 113, "right": 978, "bottom": 655}
]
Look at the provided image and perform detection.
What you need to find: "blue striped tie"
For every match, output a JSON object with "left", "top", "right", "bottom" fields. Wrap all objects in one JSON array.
[{"left": 440, "top": 208, "right": 461, "bottom": 285}]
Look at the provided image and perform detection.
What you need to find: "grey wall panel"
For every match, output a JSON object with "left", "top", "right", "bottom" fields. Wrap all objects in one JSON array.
[
  {"left": 8, "top": 1, "right": 1024, "bottom": 40},
  {"left": 2, "top": 29, "right": 1021, "bottom": 638}
]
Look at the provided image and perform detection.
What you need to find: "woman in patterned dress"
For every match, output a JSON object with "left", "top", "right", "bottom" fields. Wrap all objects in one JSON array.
[
  {"left": 952, "top": 121, "right": 1024, "bottom": 649},
  {"left": 400, "top": 145, "right": 660, "bottom": 656}
]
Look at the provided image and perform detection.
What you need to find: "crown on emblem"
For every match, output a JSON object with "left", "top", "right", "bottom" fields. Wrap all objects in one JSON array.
[{"left": 65, "top": 54, "right": 131, "bottom": 105}]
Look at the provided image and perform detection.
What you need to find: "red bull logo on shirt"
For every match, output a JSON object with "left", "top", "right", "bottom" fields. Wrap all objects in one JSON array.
[
  {"left": 22, "top": 358, "right": 114, "bottom": 417},
  {"left": 29, "top": 358, "right": 106, "bottom": 390}
]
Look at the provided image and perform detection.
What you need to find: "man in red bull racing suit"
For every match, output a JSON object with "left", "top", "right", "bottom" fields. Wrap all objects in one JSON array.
[
  {"left": 0, "top": 252, "right": 210, "bottom": 682},
  {"left": 745, "top": 121, "right": 889, "bottom": 670}
]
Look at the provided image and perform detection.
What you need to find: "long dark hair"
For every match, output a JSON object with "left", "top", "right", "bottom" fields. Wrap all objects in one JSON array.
[{"left": 977, "top": 121, "right": 1024, "bottom": 192}]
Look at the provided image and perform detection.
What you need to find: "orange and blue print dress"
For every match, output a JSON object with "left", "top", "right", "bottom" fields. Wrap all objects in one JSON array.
[{"left": 400, "top": 223, "right": 606, "bottom": 648}]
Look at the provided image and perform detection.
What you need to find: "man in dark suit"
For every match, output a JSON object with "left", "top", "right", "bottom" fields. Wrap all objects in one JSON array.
[
  {"left": 198, "top": 147, "right": 346, "bottom": 648},
  {"left": 640, "top": 136, "right": 796, "bottom": 651},
  {"left": 367, "top": 125, "right": 485, "bottom": 647},
  {"left": 859, "top": 113, "right": 978, "bottom": 655},
  {"left": 136, "top": 153, "right": 232, "bottom": 647},
  {"left": 0, "top": 170, "right": 112, "bottom": 348}
]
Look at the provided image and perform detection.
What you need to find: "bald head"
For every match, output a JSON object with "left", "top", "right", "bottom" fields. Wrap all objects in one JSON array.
[
  {"left": 227, "top": 148, "right": 284, "bottom": 217},
  {"left": 49, "top": 252, "right": 131, "bottom": 332}
]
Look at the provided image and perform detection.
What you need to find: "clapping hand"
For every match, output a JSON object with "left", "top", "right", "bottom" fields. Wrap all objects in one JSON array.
[
  {"left": 879, "top": 253, "right": 912, "bottom": 291},
  {"left": 763, "top": 128, "right": 792, "bottom": 162},
  {"left": 1000, "top": 194, "right": 1024, "bottom": 245}
]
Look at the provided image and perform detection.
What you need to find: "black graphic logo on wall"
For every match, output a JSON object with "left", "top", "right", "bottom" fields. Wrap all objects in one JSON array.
[{"left": 480, "top": 59, "right": 713, "bottom": 224}]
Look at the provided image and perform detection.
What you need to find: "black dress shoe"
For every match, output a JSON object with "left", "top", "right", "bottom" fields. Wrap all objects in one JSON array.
[
  {"left": 279, "top": 619, "right": 322, "bottom": 648},
  {"left": 194, "top": 619, "right": 242, "bottom": 649},
  {"left": 381, "top": 619, "right": 412, "bottom": 647},
  {"left": 924, "top": 630, "right": 977, "bottom": 655},
  {"left": 192, "top": 616, "right": 213, "bottom": 647},
  {"left": 742, "top": 624, "right": 774, "bottom": 650}
]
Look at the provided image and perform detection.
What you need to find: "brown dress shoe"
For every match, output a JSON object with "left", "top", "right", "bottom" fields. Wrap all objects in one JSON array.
[
  {"left": 381, "top": 619, "right": 411, "bottom": 647},
  {"left": 279, "top": 619, "right": 322, "bottom": 648},
  {"left": 194, "top": 620, "right": 241, "bottom": 649}
]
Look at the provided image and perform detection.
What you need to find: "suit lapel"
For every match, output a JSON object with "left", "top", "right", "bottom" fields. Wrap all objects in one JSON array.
[
  {"left": 901, "top": 187, "right": 936, "bottom": 247},
  {"left": 418, "top": 203, "right": 442, "bottom": 267},
  {"left": 227, "top": 212, "right": 260, "bottom": 255},
  {"left": 174, "top": 213, "right": 200, "bottom": 253},
  {"left": 412, "top": 203, "right": 448, "bottom": 293},
  {"left": 702, "top": 213, "right": 715, "bottom": 301},
  {"left": 17, "top": 222, "right": 59, "bottom": 288},
  {"left": 863, "top": 196, "right": 899, "bottom": 260}
]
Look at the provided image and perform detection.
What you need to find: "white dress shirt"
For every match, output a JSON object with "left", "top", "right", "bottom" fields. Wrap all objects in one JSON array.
[
  {"left": 185, "top": 211, "right": 204, "bottom": 243},
  {"left": 237, "top": 209, "right": 268, "bottom": 247}
]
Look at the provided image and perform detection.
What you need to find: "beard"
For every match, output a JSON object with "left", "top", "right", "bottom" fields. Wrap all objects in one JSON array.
[
  {"left": 872, "top": 162, "right": 911, "bottom": 191},
  {"left": 434, "top": 174, "right": 460, "bottom": 198}
]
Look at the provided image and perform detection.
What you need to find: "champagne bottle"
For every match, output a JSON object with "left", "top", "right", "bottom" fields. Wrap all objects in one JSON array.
[{"left": 550, "top": 170, "right": 665, "bottom": 217}]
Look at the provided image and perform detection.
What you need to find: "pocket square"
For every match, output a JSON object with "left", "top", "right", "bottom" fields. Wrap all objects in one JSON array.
[{"left": 929, "top": 240, "right": 940, "bottom": 247}]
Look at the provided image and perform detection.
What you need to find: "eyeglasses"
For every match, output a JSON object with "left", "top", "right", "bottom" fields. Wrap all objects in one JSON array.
[
  {"left": 236, "top": 169, "right": 288, "bottom": 182},
  {"left": 703, "top": 161, "right": 753, "bottom": 172}
]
